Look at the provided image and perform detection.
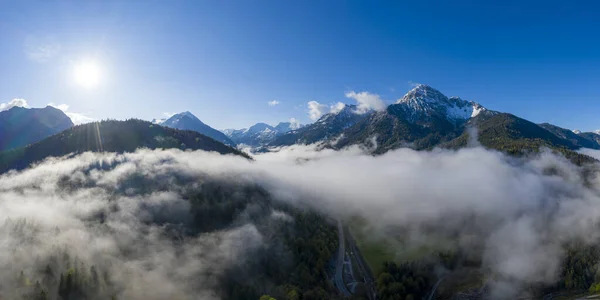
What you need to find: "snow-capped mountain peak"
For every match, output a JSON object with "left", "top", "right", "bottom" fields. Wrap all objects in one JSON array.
[
  {"left": 395, "top": 84, "right": 486, "bottom": 123},
  {"left": 223, "top": 120, "right": 305, "bottom": 147},
  {"left": 245, "top": 122, "right": 274, "bottom": 135}
]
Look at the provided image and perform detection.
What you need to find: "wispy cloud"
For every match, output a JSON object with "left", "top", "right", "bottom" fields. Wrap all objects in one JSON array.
[
  {"left": 0, "top": 99, "right": 29, "bottom": 111},
  {"left": 268, "top": 100, "right": 280, "bottom": 106},
  {"left": 48, "top": 103, "right": 94, "bottom": 125},
  {"left": 24, "top": 35, "right": 61, "bottom": 62},
  {"left": 408, "top": 80, "right": 421, "bottom": 88}
]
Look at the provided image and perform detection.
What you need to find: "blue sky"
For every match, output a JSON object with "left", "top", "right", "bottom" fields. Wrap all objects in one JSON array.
[{"left": 0, "top": 1, "right": 599, "bottom": 130}]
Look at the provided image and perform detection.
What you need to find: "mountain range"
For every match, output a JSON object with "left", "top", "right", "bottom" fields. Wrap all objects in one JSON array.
[
  {"left": 2, "top": 84, "right": 600, "bottom": 174},
  {"left": 269, "top": 84, "right": 600, "bottom": 161}
]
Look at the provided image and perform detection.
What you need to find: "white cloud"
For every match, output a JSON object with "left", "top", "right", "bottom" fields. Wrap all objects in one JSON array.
[
  {"left": 268, "top": 100, "right": 280, "bottom": 106},
  {"left": 307, "top": 101, "right": 351, "bottom": 121},
  {"left": 48, "top": 103, "right": 95, "bottom": 125},
  {"left": 0, "top": 98, "right": 29, "bottom": 111},
  {"left": 24, "top": 35, "right": 61, "bottom": 62},
  {"left": 329, "top": 102, "right": 346, "bottom": 114},
  {"left": 307, "top": 100, "right": 329, "bottom": 121},
  {"left": 345, "top": 91, "right": 387, "bottom": 114},
  {"left": 289, "top": 117, "right": 302, "bottom": 130}
]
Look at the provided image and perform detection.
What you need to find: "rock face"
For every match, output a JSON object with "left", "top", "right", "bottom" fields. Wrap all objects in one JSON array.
[{"left": 0, "top": 106, "right": 74, "bottom": 151}]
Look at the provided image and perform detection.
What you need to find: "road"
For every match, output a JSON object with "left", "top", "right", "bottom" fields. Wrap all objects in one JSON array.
[
  {"left": 345, "top": 226, "right": 377, "bottom": 300},
  {"left": 334, "top": 219, "right": 352, "bottom": 297},
  {"left": 427, "top": 277, "right": 444, "bottom": 300}
]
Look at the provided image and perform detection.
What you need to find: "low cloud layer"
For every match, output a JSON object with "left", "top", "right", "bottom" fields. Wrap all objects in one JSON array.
[
  {"left": 268, "top": 100, "right": 280, "bottom": 106},
  {"left": 2, "top": 143, "right": 600, "bottom": 298}
]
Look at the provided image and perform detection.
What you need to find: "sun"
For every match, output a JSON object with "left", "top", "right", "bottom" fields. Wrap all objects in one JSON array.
[{"left": 73, "top": 59, "right": 102, "bottom": 89}]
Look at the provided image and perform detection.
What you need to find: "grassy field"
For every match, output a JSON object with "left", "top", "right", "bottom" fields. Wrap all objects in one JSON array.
[
  {"left": 346, "top": 216, "right": 454, "bottom": 275},
  {"left": 347, "top": 217, "right": 396, "bottom": 275}
]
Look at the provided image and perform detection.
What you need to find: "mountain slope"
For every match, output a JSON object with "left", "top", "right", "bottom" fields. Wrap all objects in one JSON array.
[
  {"left": 270, "top": 104, "right": 369, "bottom": 146},
  {"left": 441, "top": 113, "right": 597, "bottom": 165},
  {"left": 539, "top": 123, "right": 600, "bottom": 149},
  {"left": 0, "top": 119, "right": 249, "bottom": 174},
  {"left": 161, "top": 111, "right": 235, "bottom": 146},
  {"left": 579, "top": 132, "right": 600, "bottom": 145},
  {"left": 0, "top": 106, "right": 74, "bottom": 151},
  {"left": 445, "top": 113, "right": 577, "bottom": 151}
]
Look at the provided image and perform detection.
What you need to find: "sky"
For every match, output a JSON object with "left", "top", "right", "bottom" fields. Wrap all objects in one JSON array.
[{"left": 0, "top": 0, "right": 599, "bottom": 131}]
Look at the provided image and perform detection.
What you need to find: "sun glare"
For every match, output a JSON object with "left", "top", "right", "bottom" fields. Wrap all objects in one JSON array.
[{"left": 73, "top": 60, "right": 102, "bottom": 89}]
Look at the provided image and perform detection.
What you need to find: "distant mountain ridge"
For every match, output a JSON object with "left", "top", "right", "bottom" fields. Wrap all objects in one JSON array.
[
  {"left": 160, "top": 111, "right": 235, "bottom": 146},
  {"left": 0, "top": 105, "right": 74, "bottom": 151},
  {"left": 223, "top": 120, "right": 304, "bottom": 147}
]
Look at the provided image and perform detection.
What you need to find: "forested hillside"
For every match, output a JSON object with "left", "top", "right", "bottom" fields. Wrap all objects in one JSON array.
[{"left": 0, "top": 153, "right": 341, "bottom": 300}]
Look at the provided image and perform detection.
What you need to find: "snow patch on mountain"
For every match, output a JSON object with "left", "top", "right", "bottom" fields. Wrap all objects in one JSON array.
[{"left": 396, "top": 84, "right": 486, "bottom": 124}]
